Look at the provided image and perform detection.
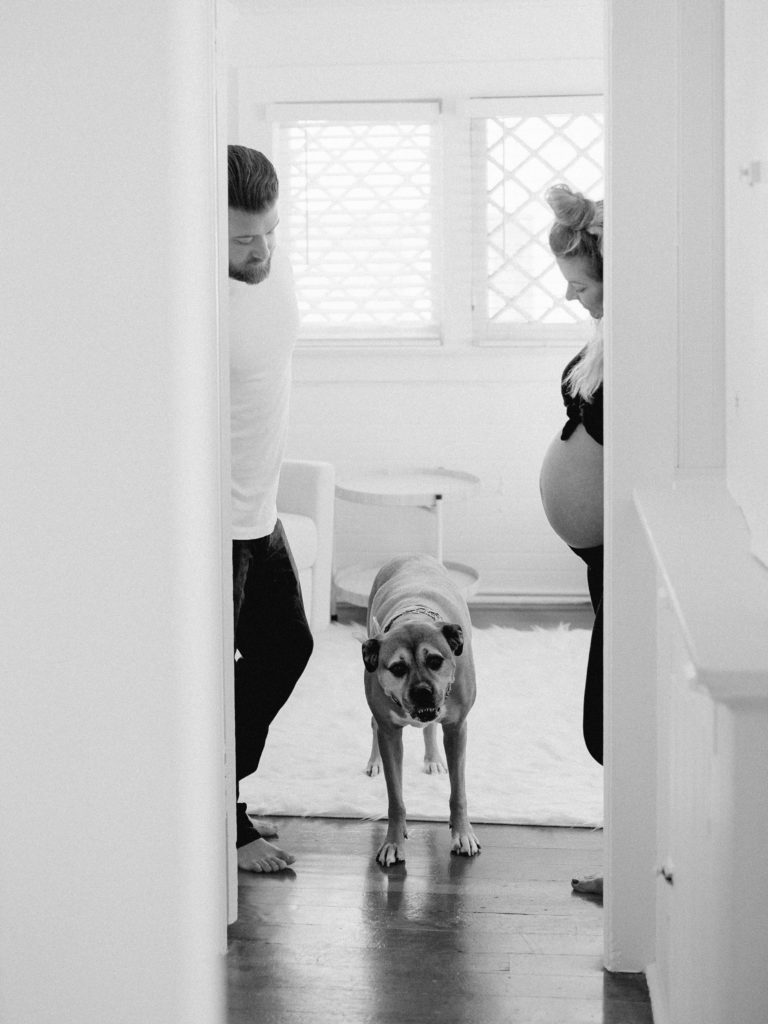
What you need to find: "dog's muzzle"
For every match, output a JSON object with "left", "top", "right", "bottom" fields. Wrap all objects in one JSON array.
[{"left": 409, "top": 682, "right": 441, "bottom": 723}]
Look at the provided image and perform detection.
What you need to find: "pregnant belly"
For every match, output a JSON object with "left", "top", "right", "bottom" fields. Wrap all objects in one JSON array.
[{"left": 539, "top": 424, "right": 604, "bottom": 549}]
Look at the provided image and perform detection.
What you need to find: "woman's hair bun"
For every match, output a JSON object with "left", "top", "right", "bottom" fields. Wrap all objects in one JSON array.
[
  {"left": 546, "top": 183, "right": 604, "bottom": 259},
  {"left": 545, "top": 184, "right": 600, "bottom": 231}
]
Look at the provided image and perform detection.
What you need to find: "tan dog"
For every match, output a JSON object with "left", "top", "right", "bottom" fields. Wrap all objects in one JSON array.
[{"left": 362, "top": 554, "right": 480, "bottom": 866}]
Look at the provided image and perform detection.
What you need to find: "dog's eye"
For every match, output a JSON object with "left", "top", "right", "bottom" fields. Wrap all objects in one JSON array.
[
  {"left": 388, "top": 662, "right": 408, "bottom": 678},
  {"left": 426, "top": 655, "right": 444, "bottom": 671}
]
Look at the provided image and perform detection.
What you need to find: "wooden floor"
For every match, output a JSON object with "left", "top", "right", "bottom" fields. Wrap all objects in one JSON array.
[
  {"left": 227, "top": 817, "right": 651, "bottom": 1024},
  {"left": 226, "top": 603, "right": 652, "bottom": 1023}
]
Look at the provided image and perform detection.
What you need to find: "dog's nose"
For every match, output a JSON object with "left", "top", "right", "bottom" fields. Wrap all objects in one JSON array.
[{"left": 411, "top": 682, "right": 435, "bottom": 707}]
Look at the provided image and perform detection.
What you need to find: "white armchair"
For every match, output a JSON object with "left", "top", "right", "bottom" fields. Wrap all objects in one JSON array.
[{"left": 277, "top": 459, "right": 335, "bottom": 633}]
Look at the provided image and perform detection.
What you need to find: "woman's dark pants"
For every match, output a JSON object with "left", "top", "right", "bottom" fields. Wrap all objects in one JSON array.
[{"left": 569, "top": 544, "right": 603, "bottom": 766}]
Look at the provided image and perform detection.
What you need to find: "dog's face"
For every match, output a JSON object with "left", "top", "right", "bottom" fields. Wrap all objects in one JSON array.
[{"left": 362, "top": 621, "right": 464, "bottom": 723}]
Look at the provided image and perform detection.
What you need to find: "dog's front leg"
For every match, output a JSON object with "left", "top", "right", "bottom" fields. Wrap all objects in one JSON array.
[
  {"left": 442, "top": 720, "right": 481, "bottom": 857},
  {"left": 365, "top": 716, "right": 382, "bottom": 776},
  {"left": 422, "top": 721, "right": 447, "bottom": 774},
  {"left": 375, "top": 725, "right": 408, "bottom": 866}
]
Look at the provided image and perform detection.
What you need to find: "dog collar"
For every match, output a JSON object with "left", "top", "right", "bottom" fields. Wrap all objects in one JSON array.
[{"left": 382, "top": 605, "right": 443, "bottom": 633}]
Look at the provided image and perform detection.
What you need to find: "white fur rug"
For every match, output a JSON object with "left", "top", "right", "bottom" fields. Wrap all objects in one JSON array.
[{"left": 240, "top": 622, "right": 603, "bottom": 828}]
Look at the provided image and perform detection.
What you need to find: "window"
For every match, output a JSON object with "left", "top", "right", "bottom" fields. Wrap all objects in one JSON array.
[
  {"left": 269, "top": 95, "right": 603, "bottom": 347},
  {"left": 469, "top": 97, "right": 604, "bottom": 343},
  {"left": 273, "top": 102, "right": 440, "bottom": 344}
]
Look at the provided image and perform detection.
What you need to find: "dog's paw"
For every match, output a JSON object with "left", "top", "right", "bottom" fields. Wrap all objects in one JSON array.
[
  {"left": 376, "top": 840, "right": 406, "bottom": 867},
  {"left": 422, "top": 757, "right": 448, "bottom": 775},
  {"left": 365, "top": 759, "right": 382, "bottom": 777},
  {"left": 450, "top": 829, "right": 481, "bottom": 857}
]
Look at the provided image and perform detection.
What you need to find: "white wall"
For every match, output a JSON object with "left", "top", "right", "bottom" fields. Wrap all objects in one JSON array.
[
  {"left": 222, "top": 0, "right": 604, "bottom": 601},
  {"left": 0, "top": 3, "right": 225, "bottom": 1021},
  {"left": 724, "top": 0, "right": 768, "bottom": 567}
]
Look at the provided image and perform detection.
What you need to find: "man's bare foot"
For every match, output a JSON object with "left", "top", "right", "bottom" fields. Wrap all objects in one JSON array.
[
  {"left": 237, "top": 837, "right": 295, "bottom": 873},
  {"left": 572, "top": 874, "right": 603, "bottom": 896},
  {"left": 247, "top": 817, "right": 279, "bottom": 838}
]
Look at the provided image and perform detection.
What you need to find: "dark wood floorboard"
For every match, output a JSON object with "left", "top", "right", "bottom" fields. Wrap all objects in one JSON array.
[{"left": 226, "top": 817, "right": 651, "bottom": 1024}]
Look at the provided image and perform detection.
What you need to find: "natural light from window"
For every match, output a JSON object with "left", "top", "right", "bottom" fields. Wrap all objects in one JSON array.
[
  {"left": 277, "top": 113, "right": 438, "bottom": 340},
  {"left": 273, "top": 98, "right": 603, "bottom": 346},
  {"left": 473, "top": 109, "right": 604, "bottom": 333}
]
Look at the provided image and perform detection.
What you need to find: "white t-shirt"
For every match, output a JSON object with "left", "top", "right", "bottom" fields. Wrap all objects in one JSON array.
[{"left": 229, "top": 247, "right": 299, "bottom": 540}]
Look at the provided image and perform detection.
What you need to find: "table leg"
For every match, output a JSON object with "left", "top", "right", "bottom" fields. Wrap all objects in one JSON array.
[{"left": 435, "top": 494, "right": 444, "bottom": 563}]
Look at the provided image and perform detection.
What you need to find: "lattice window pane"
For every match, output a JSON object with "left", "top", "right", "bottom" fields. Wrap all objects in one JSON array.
[
  {"left": 474, "top": 108, "right": 604, "bottom": 332},
  {"left": 276, "top": 111, "right": 438, "bottom": 339}
]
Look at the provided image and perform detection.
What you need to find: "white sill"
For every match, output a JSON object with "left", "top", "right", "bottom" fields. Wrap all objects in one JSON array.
[
  {"left": 634, "top": 479, "right": 768, "bottom": 703},
  {"left": 295, "top": 328, "right": 590, "bottom": 352},
  {"left": 292, "top": 339, "right": 585, "bottom": 383}
]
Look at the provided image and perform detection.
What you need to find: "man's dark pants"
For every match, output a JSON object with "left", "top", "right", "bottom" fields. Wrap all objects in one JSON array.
[{"left": 232, "top": 520, "right": 313, "bottom": 847}]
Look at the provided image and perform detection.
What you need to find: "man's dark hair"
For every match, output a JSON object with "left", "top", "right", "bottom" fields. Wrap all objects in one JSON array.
[{"left": 228, "top": 145, "right": 279, "bottom": 212}]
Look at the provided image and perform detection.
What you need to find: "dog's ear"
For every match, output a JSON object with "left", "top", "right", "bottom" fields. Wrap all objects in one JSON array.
[
  {"left": 362, "top": 638, "right": 380, "bottom": 672},
  {"left": 441, "top": 623, "right": 464, "bottom": 656}
]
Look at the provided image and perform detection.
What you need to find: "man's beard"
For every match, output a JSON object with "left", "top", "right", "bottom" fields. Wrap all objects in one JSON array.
[{"left": 229, "top": 254, "right": 272, "bottom": 284}]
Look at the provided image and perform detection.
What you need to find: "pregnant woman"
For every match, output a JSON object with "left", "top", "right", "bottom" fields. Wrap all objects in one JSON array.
[{"left": 539, "top": 184, "right": 604, "bottom": 896}]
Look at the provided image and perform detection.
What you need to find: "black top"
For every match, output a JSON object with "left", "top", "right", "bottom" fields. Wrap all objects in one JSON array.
[{"left": 560, "top": 348, "right": 603, "bottom": 446}]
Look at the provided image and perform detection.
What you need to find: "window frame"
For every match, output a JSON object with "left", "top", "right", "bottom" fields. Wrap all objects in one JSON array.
[
  {"left": 264, "top": 93, "right": 604, "bottom": 352},
  {"left": 269, "top": 100, "right": 443, "bottom": 349},
  {"left": 464, "top": 95, "right": 604, "bottom": 348}
]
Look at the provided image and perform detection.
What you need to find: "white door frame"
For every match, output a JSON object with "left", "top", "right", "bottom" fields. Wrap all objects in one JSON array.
[{"left": 604, "top": 0, "right": 725, "bottom": 970}]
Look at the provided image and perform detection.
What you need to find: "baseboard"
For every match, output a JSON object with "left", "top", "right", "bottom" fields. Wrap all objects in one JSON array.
[
  {"left": 468, "top": 591, "right": 591, "bottom": 609},
  {"left": 644, "top": 963, "right": 669, "bottom": 1024},
  {"left": 334, "top": 591, "right": 592, "bottom": 617},
  {"left": 336, "top": 592, "right": 591, "bottom": 616}
]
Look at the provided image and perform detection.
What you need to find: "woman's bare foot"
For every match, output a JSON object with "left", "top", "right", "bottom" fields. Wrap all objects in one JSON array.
[
  {"left": 571, "top": 874, "right": 603, "bottom": 896},
  {"left": 237, "top": 837, "right": 295, "bottom": 873}
]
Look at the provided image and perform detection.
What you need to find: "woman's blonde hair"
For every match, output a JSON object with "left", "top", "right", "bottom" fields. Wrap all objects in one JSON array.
[{"left": 545, "top": 184, "right": 604, "bottom": 400}]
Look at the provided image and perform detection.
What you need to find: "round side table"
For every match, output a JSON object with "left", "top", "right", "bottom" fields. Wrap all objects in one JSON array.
[{"left": 333, "top": 466, "right": 481, "bottom": 608}]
